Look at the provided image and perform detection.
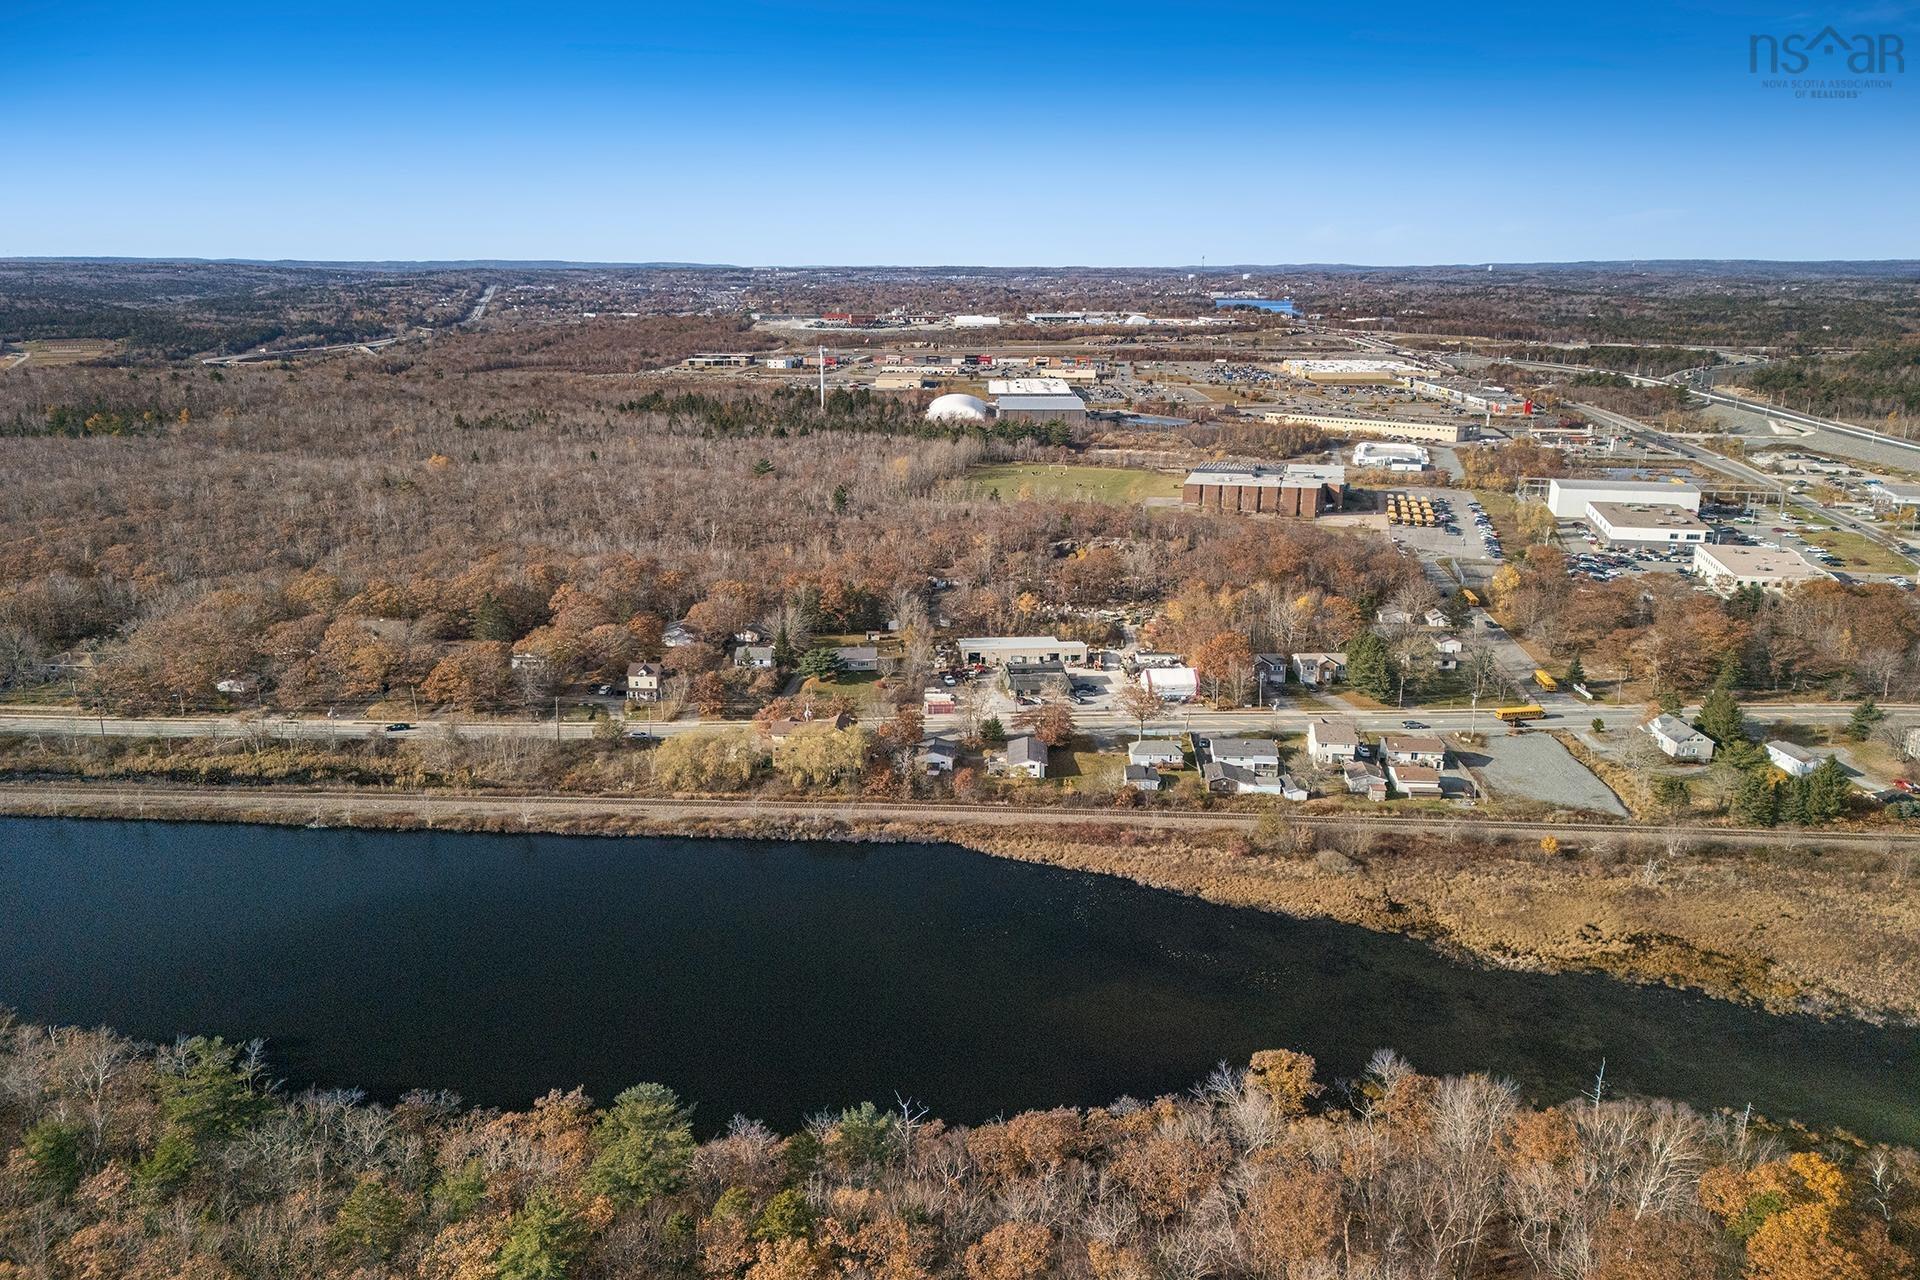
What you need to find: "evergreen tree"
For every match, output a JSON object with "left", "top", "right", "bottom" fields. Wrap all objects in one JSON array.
[
  {"left": 1345, "top": 630, "right": 1392, "bottom": 700},
  {"left": 830, "top": 484, "right": 850, "bottom": 514},
  {"left": 1695, "top": 685, "right": 1747, "bottom": 746},
  {"left": 754, "top": 1188, "right": 815, "bottom": 1242},
  {"left": 585, "top": 1083, "right": 696, "bottom": 1209},
  {"left": 135, "top": 1127, "right": 196, "bottom": 1196},
  {"left": 1847, "top": 697, "right": 1885, "bottom": 742},
  {"left": 496, "top": 1190, "right": 588, "bottom": 1280},
  {"left": 1651, "top": 775, "right": 1690, "bottom": 811},
  {"left": 979, "top": 716, "right": 1006, "bottom": 745},
  {"left": 1804, "top": 756, "right": 1852, "bottom": 822},
  {"left": 331, "top": 1175, "right": 412, "bottom": 1259},
  {"left": 797, "top": 647, "right": 846, "bottom": 682},
  {"left": 470, "top": 592, "right": 514, "bottom": 642},
  {"left": 1711, "top": 650, "right": 1742, "bottom": 692},
  {"left": 1732, "top": 769, "right": 1777, "bottom": 827},
  {"left": 1655, "top": 686, "right": 1684, "bottom": 716},
  {"left": 1564, "top": 654, "right": 1586, "bottom": 687},
  {"left": 22, "top": 1119, "right": 85, "bottom": 1199},
  {"left": 1777, "top": 776, "right": 1813, "bottom": 827},
  {"left": 157, "top": 1037, "right": 268, "bottom": 1144}
]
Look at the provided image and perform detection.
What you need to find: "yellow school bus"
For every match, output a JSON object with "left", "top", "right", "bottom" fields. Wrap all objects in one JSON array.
[
  {"left": 1533, "top": 669, "right": 1558, "bottom": 691},
  {"left": 1496, "top": 704, "right": 1546, "bottom": 723}
]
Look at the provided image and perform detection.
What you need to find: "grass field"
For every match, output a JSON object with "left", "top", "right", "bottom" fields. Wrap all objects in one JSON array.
[
  {"left": 7, "top": 339, "right": 118, "bottom": 368},
  {"left": 963, "top": 463, "right": 1183, "bottom": 505}
]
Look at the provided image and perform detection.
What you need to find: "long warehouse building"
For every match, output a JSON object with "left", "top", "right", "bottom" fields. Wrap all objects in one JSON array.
[{"left": 1545, "top": 477, "right": 1701, "bottom": 519}]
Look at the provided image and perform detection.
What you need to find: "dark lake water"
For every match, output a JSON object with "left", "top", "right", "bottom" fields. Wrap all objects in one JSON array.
[{"left": 2, "top": 817, "right": 1916, "bottom": 1140}]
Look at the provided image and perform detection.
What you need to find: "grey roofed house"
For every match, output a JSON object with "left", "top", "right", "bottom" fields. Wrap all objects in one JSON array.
[
  {"left": 1124, "top": 763, "right": 1162, "bottom": 791},
  {"left": 917, "top": 736, "right": 959, "bottom": 773},
  {"left": 1004, "top": 734, "right": 1049, "bottom": 776},
  {"left": 1128, "top": 739, "right": 1185, "bottom": 767},
  {"left": 734, "top": 644, "right": 776, "bottom": 668},
  {"left": 835, "top": 645, "right": 879, "bottom": 671},
  {"left": 1643, "top": 713, "right": 1713, "bottom": 761},
  {"left": 1205, "top": 737, "right": 1282, "bottom": 773}
]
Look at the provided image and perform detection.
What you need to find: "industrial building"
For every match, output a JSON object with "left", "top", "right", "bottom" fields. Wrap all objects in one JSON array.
[
  {"left": 1351, "top": 441, "right": 1431, "bottom": 471},
  {"left": 1278, "top": 358, "right": 1419, "bottom": 384},
  {"left": 873, "top": 373, "right": 935, "bottom": 390},
  {"left": 951, "top": 314, "right": 1002, "bottom": 327},
  {"left": 683, "top": 352, "right": 757, "bottom": 367},
  {"left": 1544, "top": 478, "right": 1701, "bottom": 520},
  {"left": 1257, "top": 409, "right": 1467, "bottom": 444},
  {"left": 1691, "top": 544, "right": 1828, "bottom": 597},
  {"left": 1585, "top": 502, "right": 1710, "bottom": 546},
  {"left": 988, "top": 377, "right": 1074, "bottom": 396},
  {"left": 994, "top": 392, "right": 1087, "bottom": 426},
  {"left": 1182, "top": 462, "right": 1346, "bottom": 517}
]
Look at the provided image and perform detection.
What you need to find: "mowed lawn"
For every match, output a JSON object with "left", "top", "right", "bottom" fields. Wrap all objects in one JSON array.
[{"left": 964, "top": 463, "right": 1183, "bottom": 504}]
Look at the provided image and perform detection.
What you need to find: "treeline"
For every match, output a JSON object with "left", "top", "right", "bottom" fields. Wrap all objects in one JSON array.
[
  {"left": 1515, "top": 345, "right": 1721, "bottom": 378},
  {"left": 614, "top": 387, "right": 1075, "bottom": 446},
  {"left": 2, "top": 1018, "right": 1914, "bottom": 1280},
  {"left": 1746, "top": 342, "right": 1920, "bottom": 423}
]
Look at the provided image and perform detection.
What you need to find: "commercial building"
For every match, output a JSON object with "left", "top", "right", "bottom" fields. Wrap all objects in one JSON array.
[
  {"left": 1870, "top": 481, "right": 1920, "bottom": 510},
  {"left": 925, "top": 393, "right": 990, "bottom": 423},
  {"left": 987, "top": 377, "right": 1074, "bottom": 396},
  {"left": 1137, "top": 665, "right": 1199, "bottom": 701},
  {"left": 1544, "top": 478, "right": 1701, "bottom": 520},
  {"left": 1279, "top": 358, "right": 1419, "bottom": 384},
  {"left": 1256, "top": 409, "right": 1467, "bottom": 444},
  {"left": 1181, "top": 462, "right": 1346, "bottom": 517},
  {"left": 1585, "top": 502, "right": 1710, "bottom": 546},
  {"left": 1351, "top": 441, "right": 1431, "bottom": 471},
  {"left": 956, "top": 636, "right": 1089, "bottom": 667},
  {"left": 1402, "top": 376, "right": 1534, "bottom": 416},
  {"left": 683, "top": 353, "right": 757, "bottom": 367},
  {"left": 951, "top": 314, "right": 1002, "bottom": 327},
  {"left": 1691, "top": 544, "right": 1828, "bottom": 597},
  {"left": 873, "top": 374, "right": 935, "bottom": 390}
]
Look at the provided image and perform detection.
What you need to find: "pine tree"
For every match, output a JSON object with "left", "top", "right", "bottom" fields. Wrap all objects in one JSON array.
[
  {"left": 1732, "top": 769, "right": 1777, "bottom": 827},
  {"left": 470, "top": 592, "right": 514, "bottom": 643},
  {"left": 1695, "top": 685, "right": 1747, "bottom": 746},
  {"left": 1847, "top": 697, "right": 1885, "bottom": 742},
  {"left": 1805, "top": 756, "right": 1851, "bottom": 822},
  {"left": 1777, "top": 776, "right": 1813, "bottom": 827},
  {"left": 1565, "top": 654, "right": 1586, "bottom": 687},
  {"left": 1651, "top": 775, "right": 1690, "bottom": 811},
  {"left": 1345, "top": 630, "right": 1392, "bottom": 700}
]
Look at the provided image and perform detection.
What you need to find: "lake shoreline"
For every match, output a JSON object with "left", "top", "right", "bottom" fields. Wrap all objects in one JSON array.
[{"left": 4, "top": 781, "right": 1918, "bottom": 1029}]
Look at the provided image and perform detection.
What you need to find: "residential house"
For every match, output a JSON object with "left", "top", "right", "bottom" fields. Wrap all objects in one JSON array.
[
  {"left": 1765, "top": 740, "right": 1824, "bottom": 777},
  {"left": 733, "top": 627, "right": 766, "bottom": 645},
  {"left": 1004, "top": 734, "right": 1049, "bottom": 779},
  {"left": 1388, "top": 762, "right": 1444, "bottom": 797},
  {"left": 1124, "top": 764, "right": 1163, "bottom": 792},
  {"left": 917, "top": 736, "right": 959, "bottom": 775},
  {"left": 1379, "top": 733, "right": 1447, "bottom": 768},
  {"left": 1375, "top": 606, "right": 1413, "bottom": 628},
  {"left": 1203, "top": 737, "right": 1282, "bottom": 776},
  {"left": 835, "top": 646, "right": 879, "bottom": 673},
  {"left": 662, "top": 622, "right": 698, "bottom": 648},
  {"left": 1305, "top": 718, "right": 1362, "bottom": 765},
  {"left": 1203, "top": 762, "right": 1293, "bottom": 795},
  {"left": 1643, "top": 714, "right": 1714, "bottom": 761},
  {"left": 1127, "top": 740, "right": 1185, "bottom": 769},
  {"left": 625, "top": 662, "right": 663, "bottom": 702},
  {"left": 1343, "top": 760, "right": 1388, "bottom": 801},
  {"left": 1278, "top": 774, "right": 1310, "bottom": 802},
  {"left": 1138, "top": 665, "right": 1199, "bottom": 702},
  {"left": 1423, "top": 608, "right": 1451, "bottom": 629},
  {"left": 1292, "top": 652, "right": 1347, "bottom": 686},
  {"left": 1430, "top": 635, "right": 1462, "bottom": 670},
  {"left": 734, "top": 645, "right": 776, "bottom": 669},
  {"left": 1254, "top": 653, "right": 1289, "bottom": 696}
]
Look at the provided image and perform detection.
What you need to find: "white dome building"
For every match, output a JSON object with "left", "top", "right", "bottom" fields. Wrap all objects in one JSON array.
[{"left": 925, "top": 392, "right": 990, "bottom": 423}]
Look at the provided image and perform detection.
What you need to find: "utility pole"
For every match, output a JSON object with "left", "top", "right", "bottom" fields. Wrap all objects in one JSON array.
[
  {"left": 554, "top": 695, "right": 561, "bottom": 743},
  {"left": 818, "top": 344, "right": 826, "bottom": 413}
]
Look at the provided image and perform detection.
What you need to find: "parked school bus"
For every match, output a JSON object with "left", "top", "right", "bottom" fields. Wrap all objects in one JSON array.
[
  {"left": 1533, "top": 669, "right": 1558, "bottom": 691},
  {"left": 1461, "top": 587, "right": 1481, "bottom": 607},
  {"left": 1496, "top": 704, "right": 1546, "bottom": 723}
]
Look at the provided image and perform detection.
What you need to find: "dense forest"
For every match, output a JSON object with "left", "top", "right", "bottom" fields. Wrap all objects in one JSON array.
[
  {"left": 1, "top": 1018, "right": 1913, "bottom": 1280},
  {"left": 1744, "top": 342, "right": 1920, "bottom": 425}
]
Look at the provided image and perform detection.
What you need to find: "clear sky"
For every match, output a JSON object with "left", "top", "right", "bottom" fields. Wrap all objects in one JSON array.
[{"left": 4, "top": 0, "right": 1916, "bottom": 264}]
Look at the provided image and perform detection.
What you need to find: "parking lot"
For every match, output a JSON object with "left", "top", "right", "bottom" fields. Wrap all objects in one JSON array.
[
  {"left": 1384, "top": 488, "right": 1503, "bottom": 571},
  {"left": 1461, "top": 733, "right": 1627, "bottom": 816}
]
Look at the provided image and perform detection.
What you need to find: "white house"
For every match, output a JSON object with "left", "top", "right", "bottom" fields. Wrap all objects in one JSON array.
[
  {"left": 1138, "top": 665, "right": 1199, "bottom": 701},
  {"left": 1765, "top": 740, "right": 1824, "bottom": 777},
  {"left": 1124, "top": 764, "right": 1162, "bottom": 792},
  {"left": 1379, "top": 733, "right": 1448, "bottom": 768},
  {"left": 835, "top": 646, "right": 879, "bottom": 672},
  {"left": 1203, "top": 737, "right": 1282, "bottom": 776},
  {"left": 1004, "top": 735, "right": 1049, "bottom": 778},
  {"left": 734, "top": 645, "right": 776, "bottom": 669},
  {"left": 1343, "top": 760, "right": 1388, "bottom": 800},
  {"left": 625, "top": 662, "right": 663, "bottom": 702},
  {"left": 917, "top": 736, "right": 959, "bottom": 774},
  {"left": 1292, "top": 652, "right": 1347, "bottom": 686},
  {"left": 1642, "top": 714, "right": 1714, "bottom": 761},
  {"left": 1305, "top": 718, "right": 1362, "bottom": 765},
  {"left": 1127, "top": 740, "right": 1185, "bottom": 769},
  {"left": 1388, "top": 762, "right": 1444, "bottom": 797},
  {"left": 1430, "top": 635, "right": 1463, "bottom": 670}
]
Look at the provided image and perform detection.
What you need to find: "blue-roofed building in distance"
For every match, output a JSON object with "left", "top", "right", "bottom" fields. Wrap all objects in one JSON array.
[{"left": 1213, "top": 297, "right": 1298, "bottom": 315}]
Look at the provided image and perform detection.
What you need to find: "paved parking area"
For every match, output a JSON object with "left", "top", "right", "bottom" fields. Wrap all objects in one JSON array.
[
  {"left": 1457, "top": 733, "right": 1627, "bottom": 816},
  {"left": 1384, "top": 488, "right": 1502, "bottom": 576}
]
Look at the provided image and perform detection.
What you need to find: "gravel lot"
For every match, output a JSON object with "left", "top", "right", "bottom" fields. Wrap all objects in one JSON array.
[{"left": 1458, "top": 733, "right": 1627, "bottom": 816}]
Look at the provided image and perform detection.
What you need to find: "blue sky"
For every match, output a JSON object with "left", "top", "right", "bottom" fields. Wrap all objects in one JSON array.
[{"left": 4, "top": 0, "right": 1916, "bottom": 264}]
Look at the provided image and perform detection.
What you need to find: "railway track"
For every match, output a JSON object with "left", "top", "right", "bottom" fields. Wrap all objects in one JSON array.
[{"left": 4, "top": 783, "right": 1916, "bottom": 851}]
